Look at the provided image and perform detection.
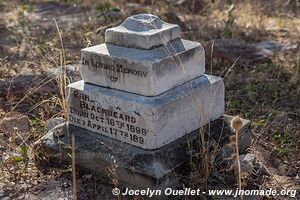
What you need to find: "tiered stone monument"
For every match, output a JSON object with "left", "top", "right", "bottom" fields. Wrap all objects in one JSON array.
[
  {"left": 37, "top": 14, "right": 250, "bottom": 189},
  {"left": 67, "top": 14, "right": 224, "bottom": 149}
]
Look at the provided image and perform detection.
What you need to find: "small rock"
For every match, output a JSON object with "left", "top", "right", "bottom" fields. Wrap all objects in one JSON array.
[
  {"left": 0, "top": 112, "right": 30, "bottom": 144},
  {"left": 239, "top": 153, "right": 271, "bottom": 181},
  {"left": 82, "top": 174, "right": 93, "bottom": 180},
  {"left": 0, "top": 145, "right": 5, "bottom": 151},
  {"left": 255, "top": 40, "right": 285, "bottom": 56},
  {"left": 240, "top": 153, "right": 255, "bottom": 174},
  {"left": 47, "top": 64, "right": 81, "bottom": 83},
  {"left": 202, "top": 39, "right": 289, "bottom": 65},
  {"left": 221, "top": 146, "right": 233, "bottom": 159},
  {"left": 45, "top": 117, "right": 65, "bottom": 131},
  {"left": 62, "top": 181, "right": 69, "bottom": 188}
]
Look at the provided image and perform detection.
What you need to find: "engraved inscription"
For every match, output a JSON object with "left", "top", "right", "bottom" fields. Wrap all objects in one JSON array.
[
  {"left": 82, "top": 57, "right": 148, "bottom": 80},
  {"left": 69, "top": 90, "right": 149, "bottom": 145}
]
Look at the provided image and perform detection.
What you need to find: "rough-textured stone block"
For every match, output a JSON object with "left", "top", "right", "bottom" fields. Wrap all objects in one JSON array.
[
  {"left": 35, "top": 115, "right": 251, "bottom": 189},
  {"left": 105, "top": 14, "right": 181, "bottom": 49},
  {"left": 80, "top": 39, "right": 205, "bottom": 96},
  {"left": 66, "top": 74, "right": 224, "bottom": 149}
]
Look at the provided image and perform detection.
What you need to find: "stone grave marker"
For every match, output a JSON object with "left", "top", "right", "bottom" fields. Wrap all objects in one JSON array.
[
  {"left": 37, "top": 13, "right": 251, "bottom": 189},
  {"left": 80, "top": 14, "right": 205, "bottom": 96},
  {"left": 68, "top": 13, "right": 224, "bottom": 149}
]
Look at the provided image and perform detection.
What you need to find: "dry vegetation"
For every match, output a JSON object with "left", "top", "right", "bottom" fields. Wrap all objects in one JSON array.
[{"left": 0, "top": 0, "right": 299, "bottom": 199}]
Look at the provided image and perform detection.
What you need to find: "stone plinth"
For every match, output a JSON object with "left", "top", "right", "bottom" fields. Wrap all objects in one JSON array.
[
  {"left": 66, "top": 74, "right": 224, "bottom": 149},
  {"left": 80, "top": 39, "right": 205, "bottom": 96},
  {"left": 105, "top": 14, "right": 181, "bottom": 49},
  {"left": 36, "top": 115, "right": 251, "bottom": 189}
]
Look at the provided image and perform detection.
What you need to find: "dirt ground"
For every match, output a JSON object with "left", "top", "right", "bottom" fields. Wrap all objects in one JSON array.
[{"left": 0, "top": 0, "right": 299, "bottom": 199}]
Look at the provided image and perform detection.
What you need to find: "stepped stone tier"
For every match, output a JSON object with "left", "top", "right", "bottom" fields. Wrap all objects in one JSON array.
[
  {"left": 67, "top": 13, "right": 225, "bottom": 149},
  {"left": 67, "top": 75, "right": 224, "bottom": 149},
  {"left": 105, "top": 14, "right": 181, "bottom": 49},
  {"left": 80, "top": 14, "right": 205, "bottom": 96}
]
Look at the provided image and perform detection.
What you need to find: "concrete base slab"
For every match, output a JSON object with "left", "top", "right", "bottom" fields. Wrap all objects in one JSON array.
[{"left": 35, "top": 115, "right": 251, "bottom": 189}]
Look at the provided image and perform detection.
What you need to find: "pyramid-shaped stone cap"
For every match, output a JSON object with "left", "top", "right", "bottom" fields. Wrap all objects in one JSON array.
[{"left": 105, "top": 14, "right": 181, "bottom": 49}]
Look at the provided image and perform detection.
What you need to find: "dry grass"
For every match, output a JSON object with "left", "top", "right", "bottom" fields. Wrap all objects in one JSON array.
[{"left": 0, "top": 0, "right": 299, "bottom": 199}]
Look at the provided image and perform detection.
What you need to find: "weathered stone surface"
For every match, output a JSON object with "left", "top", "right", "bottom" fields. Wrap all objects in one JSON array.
[
  {"left": 48, "top": 64, "right": 81, "bottom": 83},
  {"left": 0, "top": 112, "right": 30, "bottom": 144},
  {"left": 66, "top": 74, "right": 224, "bottom": 149},
  {"left": 81, "top": 39, "right": 205, "bottom": 96},
  {"left": 45, "top": 117, "right": 66, "bottom": 131},
  {"left": 240, "top": 154, "right": 255, "bottom": 174},
  {"left": 36, "top": 115, "right": 251, "bottom": 188},
  {"left": 202, "top": 39, "right": 292, "bottom": 65},
  {"left": 105, "top": 14, "right": 180, "bottom": 49}
]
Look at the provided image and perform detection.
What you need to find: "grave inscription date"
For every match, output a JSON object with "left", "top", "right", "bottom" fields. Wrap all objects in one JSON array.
[{"left": 68, "top": 90, "right": 149, "bottom": 145}]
